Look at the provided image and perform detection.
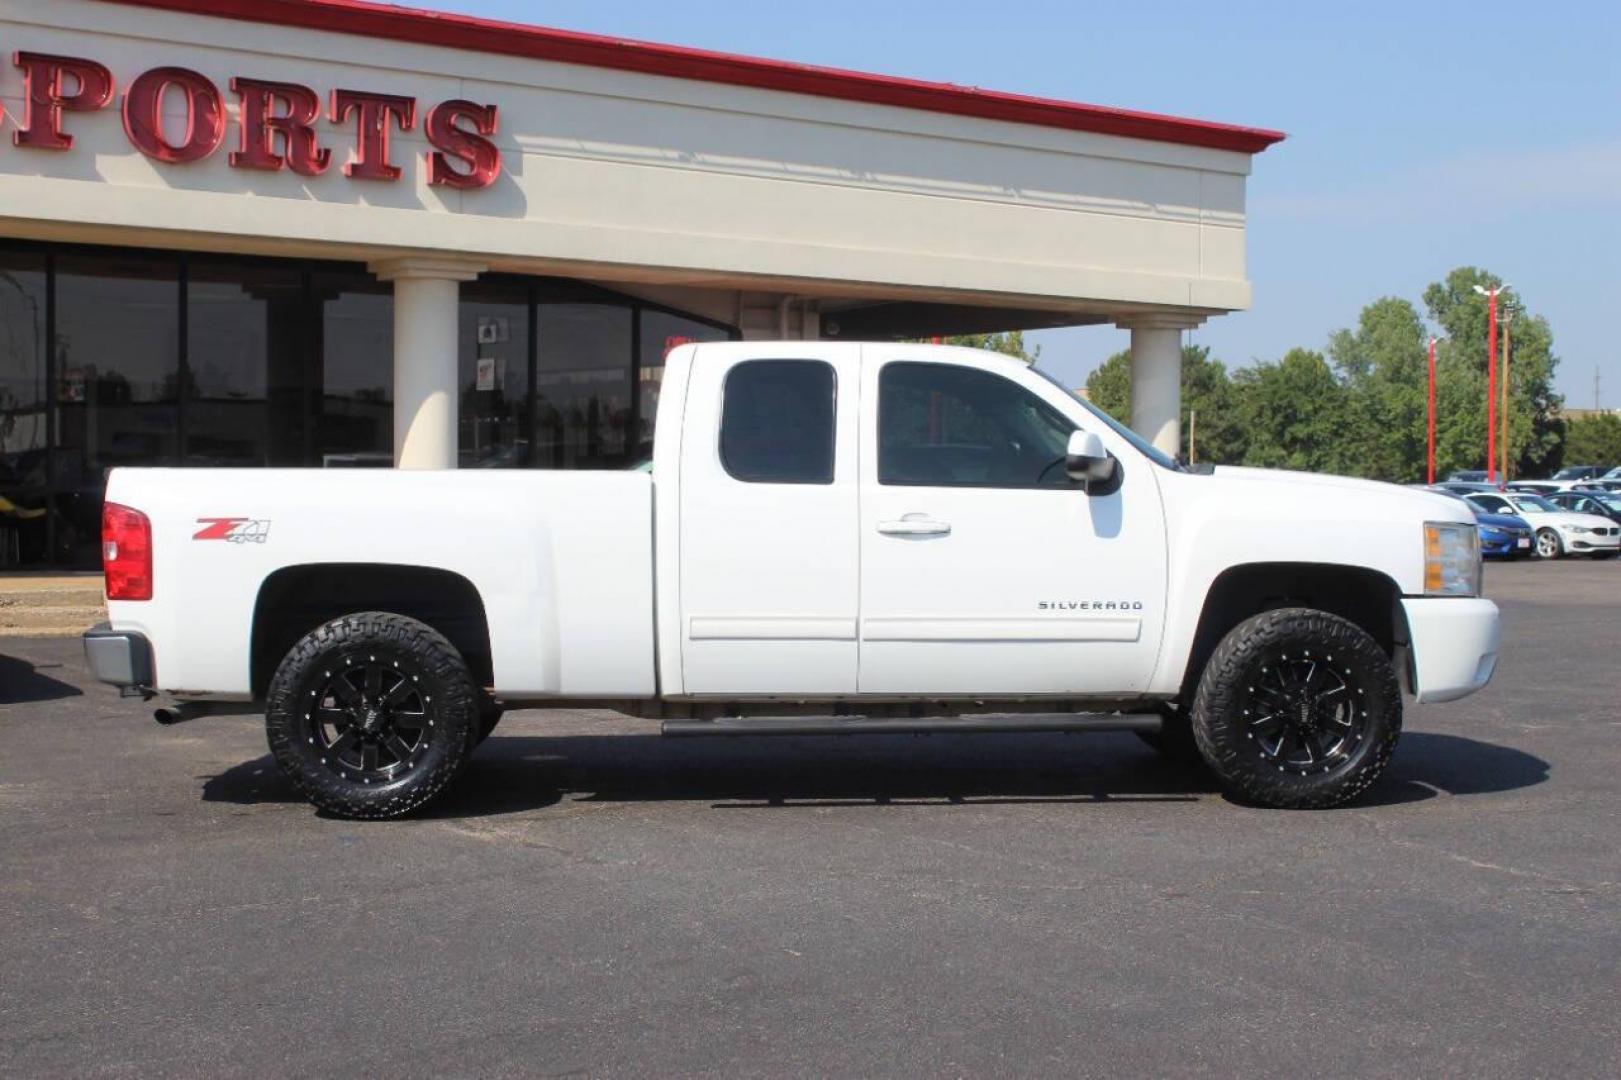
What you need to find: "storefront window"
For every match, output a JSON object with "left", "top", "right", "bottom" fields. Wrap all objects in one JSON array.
[
  {"left": 637, "top": 308, "right": 731, "bottom": 456},
  {"left": 188, "top": 261, "right": 309, "bottom": 467},
  {"left": 55, "top": 252, "right": 181, "bottom": 566},
  {"left": 535, "top": 302, "right": 633, "bottom": 468},
  {"left": 0, "top": 250, "right": 48, "bottom": 566},
  {"left": 0, "top": 241, "right": 735, "bottom": 566},
  {"left": 459, "top": 279, "right": 530, "bottom": 468},
  {"left": 317, "top": 272, "right": 393, "bottom": 467}
]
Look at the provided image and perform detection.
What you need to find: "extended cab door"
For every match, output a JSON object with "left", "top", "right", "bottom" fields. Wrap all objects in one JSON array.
[
  {"left": 676, "top": 344, "right": 860, "bottom": 696},
  {"left": 857, "top": 347, "right": 1168, "bottom": 696}
]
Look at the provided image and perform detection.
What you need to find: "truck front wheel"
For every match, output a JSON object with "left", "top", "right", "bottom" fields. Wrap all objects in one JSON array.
[
  {"left": 1190, "top": 608, "right": 1400, "bottom": 809},
  {"left": 265, "top": 612, "right": 479, "bottom": 819}
]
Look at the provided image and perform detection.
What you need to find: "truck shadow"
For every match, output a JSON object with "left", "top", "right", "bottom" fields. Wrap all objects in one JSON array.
[
  {"left": 0, "top": 652, "right": 85, "bottom": 705},
  {"left": 200, "top": 730, "right": 1548, "bottom": 819}
]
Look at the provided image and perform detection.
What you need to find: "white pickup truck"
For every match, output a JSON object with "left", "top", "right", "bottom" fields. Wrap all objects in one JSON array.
[{"left": 84, "top": 342, "right": 1500, "bottom": 818}]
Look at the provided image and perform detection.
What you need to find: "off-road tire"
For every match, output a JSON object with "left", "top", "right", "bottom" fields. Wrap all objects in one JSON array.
[
  {"left": 1136, "top": 704, "right": 1202, "bottom": 763},
  {"left": 1535, "top": 528, "right": 1563, "bottom": 559},
  {"left": 1190, "top": 608, "right": 1401, "bottom": 809},
  {"left": 266, "top": 612, "right": 478, "bottom": 819}
]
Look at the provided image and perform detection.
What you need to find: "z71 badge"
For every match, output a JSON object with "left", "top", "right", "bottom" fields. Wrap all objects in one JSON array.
[{"left": 193, "top": 517, "right": 272, "bottom": 544}]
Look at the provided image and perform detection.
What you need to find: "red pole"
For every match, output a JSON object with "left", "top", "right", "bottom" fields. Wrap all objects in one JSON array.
[
  {"left": 1486, "top": 290, "right": 1498, "bottom": 484},
  {"left": 1427, "top": 336, "right": 1437, "bottom": 484}
]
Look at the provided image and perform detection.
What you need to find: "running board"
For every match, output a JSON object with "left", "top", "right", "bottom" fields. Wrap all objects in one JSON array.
[{"left": 661, "top": 713, "right": 1160, "bottom": 737}]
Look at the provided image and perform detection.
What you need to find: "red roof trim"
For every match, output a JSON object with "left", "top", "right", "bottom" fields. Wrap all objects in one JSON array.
[{"left": 94, "top": 0, "right": 1285, "bottom": 153}]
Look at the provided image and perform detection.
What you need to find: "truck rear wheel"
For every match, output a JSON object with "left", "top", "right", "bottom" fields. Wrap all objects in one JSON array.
[
  {"left": 1190, "top": 608, "right": 1400, "bottom": 809},
  {"left": 265, "top": 612, "right": 478, "bottom": 819}
]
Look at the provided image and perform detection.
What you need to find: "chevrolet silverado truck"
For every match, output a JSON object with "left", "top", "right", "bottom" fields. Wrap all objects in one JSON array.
[{"left": 83, "top": 342, "right": 1501, "bottom": 818}]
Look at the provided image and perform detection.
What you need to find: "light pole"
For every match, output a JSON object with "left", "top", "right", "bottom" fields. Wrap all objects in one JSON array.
[
  {"left": 1473, "top": 283, "right": 1511, "bottom": 485},
  {"left": 1427, "top": 335, "right": 1438, "bottom": 484},
  {"left": 1499, "top": 305, "right": 1513, "bottom": 482}
]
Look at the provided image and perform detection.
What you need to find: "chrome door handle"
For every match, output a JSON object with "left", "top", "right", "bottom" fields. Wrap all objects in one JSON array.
[{"left": 876, "top": 517, "right": 951, "bottom": 537}]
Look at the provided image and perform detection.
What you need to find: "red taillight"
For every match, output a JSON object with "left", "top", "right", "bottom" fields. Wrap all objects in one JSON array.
[{"left": 102, "top": 502, "right": 153, "bottom": 601}]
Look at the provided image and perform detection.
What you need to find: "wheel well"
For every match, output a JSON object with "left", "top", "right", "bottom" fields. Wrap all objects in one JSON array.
[
  {"left": 1180, "top": 563, "right": 1402, "bottom": 699},
  {"left": 251, "top": 564, "right": 493, "bottom": 697}
]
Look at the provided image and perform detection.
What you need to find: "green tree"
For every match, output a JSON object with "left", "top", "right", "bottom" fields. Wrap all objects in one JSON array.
[
  {"left": 1180, "top": 345, "right": 1245, "bottom": 465},
  {"left": 1083, "top": 345, "right": 1245, "bottom": 463},
  {"left": 942, "top": 331, "right": 1040, "bottom": 364},
  {"left": 1422, "top": 267, "right": 1561, "bottom": 478},
  {"left": 1327, "top": 297, "right": 1428, "bottom": 482},
  {"left": 1085, "top": 350, "right": 1131, "bottom": 421},
  {"left": 1563, "top": 413, "right": 1621, "bottom": 466},
  {"left": 1234, "top": 348, "right": 1348, "bottom": 472}
]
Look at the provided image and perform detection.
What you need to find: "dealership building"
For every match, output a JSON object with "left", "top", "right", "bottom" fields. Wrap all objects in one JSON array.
[{"left": 0, "top": 0, "right": 1282, "bottom": 568}]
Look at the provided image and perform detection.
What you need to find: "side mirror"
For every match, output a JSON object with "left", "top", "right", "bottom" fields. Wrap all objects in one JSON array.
[{"left": 1065, "top": 430, "right": 1116, "bottom": 490}]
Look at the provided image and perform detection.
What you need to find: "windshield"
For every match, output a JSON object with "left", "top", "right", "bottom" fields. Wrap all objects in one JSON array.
[
  {"left": 1030, "top": 366, "right": 1181, "bottom": 471},
  {"left": 1510, "top": 495, "right": 1557, "bottom": 513}
]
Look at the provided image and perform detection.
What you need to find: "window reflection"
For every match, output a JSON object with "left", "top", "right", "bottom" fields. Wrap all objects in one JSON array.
[
  {"left": 459, "top": 279, "right": 530, "bottom": 468},
  {"left": 0, "top": 250, "right": 48, "bottom": 566},
  {"left": 188, "top": 261, "right": 308, "bottom": 467},
  {"left": 637, "top": 309, "right": 730, "bottom": 457},
  {"left": 55, "top": 252, "right": 181, "bottom": 566},
  {"left": 0, "top": 241, "right": 735, "bottom": 567},
  {"left": 317, "top": 273, "right": 393, "bottom": 467},
  {"left": 55, "top": 253, "right": 181, "bottom": 474},
  {"left": 535, "top": 303, "right": 632, "bottom": 468}
]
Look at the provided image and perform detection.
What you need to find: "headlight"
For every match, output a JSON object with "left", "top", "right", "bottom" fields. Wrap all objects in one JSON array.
[
  {"left": 1424, "top": 522, "right": 1481, "bottom": 597},
  {"left": 1568, "top": 526, "right": 1593, "bottom": 535}
]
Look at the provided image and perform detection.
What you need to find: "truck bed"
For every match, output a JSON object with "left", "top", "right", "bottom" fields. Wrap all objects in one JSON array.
[{"left": 103, "top": 468, "right": 656, "bottom": 698}]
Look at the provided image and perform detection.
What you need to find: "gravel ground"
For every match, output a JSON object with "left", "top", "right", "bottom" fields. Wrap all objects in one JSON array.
[{"left": 1, "top": 557, "right": 1617, "bottom": 1078}]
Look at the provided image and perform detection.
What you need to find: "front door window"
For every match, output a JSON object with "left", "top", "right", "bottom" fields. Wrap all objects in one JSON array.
[{"left": 879, "top": 361, "right": 1075, "bottom": 489}]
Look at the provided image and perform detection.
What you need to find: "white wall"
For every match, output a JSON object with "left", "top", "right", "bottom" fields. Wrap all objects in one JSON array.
[{"left": 0, "top": 0, "right": 1257, "bottom": 319}]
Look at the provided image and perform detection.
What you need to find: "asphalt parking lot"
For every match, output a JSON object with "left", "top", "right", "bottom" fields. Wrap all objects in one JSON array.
[{"left": 2, "top": 559, "right": 1618, "bottom": 1078}]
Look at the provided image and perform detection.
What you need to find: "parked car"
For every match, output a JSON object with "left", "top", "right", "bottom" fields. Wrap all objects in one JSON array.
[
  {"left": 1446, "top": 470, "right": 1489, "bottom": 483},
  {"left": 1421, "top": 487, "right": 1534, "bottom": 559},
  {"left": 1472, "top": 510, "right": 1536, "bottom": 559},
  {"left": 81, "top": 341, "right": 1502, "bottom": 818},
  {"left": 1551, "top": 465, "right": 1611, "bottom": 483},
  {"left": 1464, "top": 491, "right": 1621, "bottom": 559},
  {"left": 1432, "top": 480, "right": 1498, "bottom": 496},
  {"left": 1546, "top": 490, "right": 1621, "bottom": 527},
  {"left": 1508, "top": 479, "right": 1592, "bottom": 494}
]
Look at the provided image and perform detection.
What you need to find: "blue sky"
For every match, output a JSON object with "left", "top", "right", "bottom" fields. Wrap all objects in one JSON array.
[{"left": 431, "top": 0, "right": 1618, "bottom": 404}]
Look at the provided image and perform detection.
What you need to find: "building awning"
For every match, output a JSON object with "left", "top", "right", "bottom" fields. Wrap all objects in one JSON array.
[{"left": 106, "top": 0, "right": 1285, "bottom": 152}]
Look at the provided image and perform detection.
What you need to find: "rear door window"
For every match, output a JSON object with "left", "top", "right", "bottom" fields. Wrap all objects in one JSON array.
[{"left": 719, "top": 360, "right": 836, "bottom": 484}]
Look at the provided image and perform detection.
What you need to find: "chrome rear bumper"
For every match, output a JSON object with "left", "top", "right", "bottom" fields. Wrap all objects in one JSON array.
[{"left": 82, "top": 622, "right": 155, "bottom": 692}]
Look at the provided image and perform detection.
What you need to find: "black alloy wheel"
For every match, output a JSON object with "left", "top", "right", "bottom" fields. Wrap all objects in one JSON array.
[
  {"left": 266, "top": 613, "right": 478, "bottom": 819},
  {"left": 302, "top": 653, "right": 436, "bottom": 785},
  {"left": 1239, "top": 652, "right": 1369, "bottom": 775},
  {"left": 1190, "top": 608, "right": 1401, "bottom": 809}
]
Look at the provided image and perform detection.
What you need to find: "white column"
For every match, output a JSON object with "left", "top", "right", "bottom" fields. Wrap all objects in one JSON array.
[
  {"left": 370, "top": 257, "right": 486, "bottom": 469},
  {"left": 1116, "top": 314, "right": 1204, "bottom": 458}
]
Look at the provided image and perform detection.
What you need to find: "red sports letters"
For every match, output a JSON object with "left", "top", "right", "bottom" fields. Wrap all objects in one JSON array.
[{"left": 6, "top": 51, "right": 502, "bottom": 189}]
